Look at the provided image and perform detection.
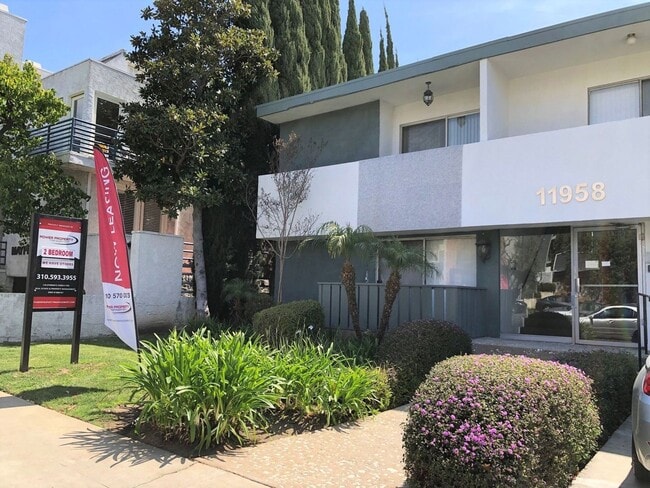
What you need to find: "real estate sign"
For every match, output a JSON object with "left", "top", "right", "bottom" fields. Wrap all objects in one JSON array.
[
  {"left": 32, "top": 216, "right": 84, "bottom": 310},
  {"left": 20, "top": 214, "right": 88, "bottom": 371}
]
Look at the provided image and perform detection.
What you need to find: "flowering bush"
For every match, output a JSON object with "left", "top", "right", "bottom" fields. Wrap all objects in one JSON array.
[
  {"left": 403, "top": 354, "right": 601, "bottom": 488},
  {"left": 376, "top": 319, "right": 472, "bottom": 407}
]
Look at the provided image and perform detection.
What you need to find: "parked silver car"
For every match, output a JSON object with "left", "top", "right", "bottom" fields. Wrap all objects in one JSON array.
[
  {"left": 579, "top": 305, "right": 638, "bottom": 342},
  {"left": 632, "top": 356, "right": 650, "bottom": 480}
]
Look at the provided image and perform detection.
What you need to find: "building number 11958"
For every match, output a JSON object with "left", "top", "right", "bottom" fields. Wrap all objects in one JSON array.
[{"left": 536, "top": 182, "right": 606, "bottom": 205}]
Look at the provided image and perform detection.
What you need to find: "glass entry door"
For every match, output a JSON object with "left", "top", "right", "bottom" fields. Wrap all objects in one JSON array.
[{"left": 574, "top": 227, "right": 639, "bottom": 343}]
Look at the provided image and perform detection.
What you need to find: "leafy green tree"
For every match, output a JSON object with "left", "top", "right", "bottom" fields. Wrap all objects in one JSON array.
[
  {"left": 377, "top": 239, "right": 433, "bottom": 343},
  {"left": 359, "top": 8, "right": 373, "bottom": 75},
  {"left": 378, "top": 30, "right": 387, "bottom": 72},
  {"left": 0, "top": 55, "right": 88, "bottom": 236},
  {"left": 304, "top": 221, "right": 375, "bottom": 339},
  {"left": 268, "top": 0, "right": 311, "bottom": 97},
  {"left": 385, "top": 6, "right": 396, "bottom": 69},
  {"left": 117, "top": 0, "right": 276, "bottom": 317},
  {"left": 301, "top": 0, "right": 326, "bottom": 90},
  {"left": 342, "top": 0, "right": 365, "bottom": 80},
  {"left": 320, "top": 0, "right": 346, "bottom": 84}
]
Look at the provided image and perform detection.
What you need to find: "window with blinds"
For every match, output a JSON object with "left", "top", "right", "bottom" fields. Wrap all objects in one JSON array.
[
  {"left": 402, "top": 112, "right": 479, "bottom": 153},
  {"left": 118, "top": 192, "right": 136, "bottom": 234},
  {"left": 589, "top": 79, "right": 650, "bottom": 124},
  {"left": 142, "top": 200, "right": 162, "bottom": 232}
]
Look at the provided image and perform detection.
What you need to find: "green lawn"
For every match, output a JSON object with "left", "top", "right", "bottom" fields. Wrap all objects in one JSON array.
[{"left": 0, "top": 336, "right": 141, "bottom": 426}]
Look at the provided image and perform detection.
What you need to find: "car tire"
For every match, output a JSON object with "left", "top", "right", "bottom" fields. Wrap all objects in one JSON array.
[{"left": 633, "top": 437, "right": 650, "bottom": 481}]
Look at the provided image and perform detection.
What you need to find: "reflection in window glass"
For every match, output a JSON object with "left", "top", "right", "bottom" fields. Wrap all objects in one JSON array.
[
  {"left": 500, "top": 230, "right": 572, "bottom": 338},
  {"left": 402, "top": 119, "right": 445, "bottom": 153}
]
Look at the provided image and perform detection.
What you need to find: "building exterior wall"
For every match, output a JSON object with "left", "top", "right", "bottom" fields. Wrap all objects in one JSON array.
[
  {"left": 0, "top": 4, "right": 25, "bottom": 62},
  {"left": 279, "top": 102, "right": 380, "bottom": 168},
  {"left": 506, "top": 50, "right": 650, "bottom": 137}
]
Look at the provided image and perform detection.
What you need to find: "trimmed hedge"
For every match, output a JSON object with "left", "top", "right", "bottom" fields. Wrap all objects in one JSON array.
[
  {"left": 252, "top": 300, "right": 324, "bottom": 345},
  {"left": 404, "top": 354, "right": 601, "bottom": 488},
  {"left": 555, "top": 350, "right": 638, "bottom": 442},
  {"left": 375, "top": 319, "right": 472, "bottom": 407}
]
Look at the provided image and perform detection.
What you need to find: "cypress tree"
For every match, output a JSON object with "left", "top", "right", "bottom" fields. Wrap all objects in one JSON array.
[
  {"left": 269, "top": 0, "right": 311, "bottom": 97},
  {"left": 378, "top": 29, "right": 387, "bottom": 72},
  {"left": 301, "top": 0, "right": 326, "bottom": 90},
  {"left": 321, "top": 0, "right": 347, "bottom": 84},
  {"left": 395, "top": 50, "right": 399, "bottom": 68},
  {"left": 359, "top": 7, "right": 373, "bottom": 75},
  {"left": 385, "top": 6, "right": 396, "bottom": 70},
  {"left": 242, "top": 0, "right": 279, "bottom": 102},
  {"left": 342, "top": 0, "right": 365, "bottom": 80}
]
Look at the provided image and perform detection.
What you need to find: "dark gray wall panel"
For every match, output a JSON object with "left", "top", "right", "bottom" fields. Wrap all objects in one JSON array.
[
  {"left": 278, "top": 244, "right": 376, "bottom": 304},
  {"left": 279, "top": 102, "right": 379, "bottom": 169},
  {"left": 358, "top": 146, "right": 463, "bottom": 233}
]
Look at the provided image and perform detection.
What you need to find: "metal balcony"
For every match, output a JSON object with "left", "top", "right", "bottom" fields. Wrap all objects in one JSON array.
[{"left": 30, "top": 118, "right": 133, "bottom": 162}]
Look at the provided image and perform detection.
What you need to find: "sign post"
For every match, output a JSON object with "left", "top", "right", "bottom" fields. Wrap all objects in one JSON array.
[{"left": 20, "top": 214, "right": 88, "bottom": 371}]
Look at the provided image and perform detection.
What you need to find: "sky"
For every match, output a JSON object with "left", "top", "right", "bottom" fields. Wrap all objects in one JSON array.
[{"left": 5, "top": 0, "right": 649, "bottom": 73}]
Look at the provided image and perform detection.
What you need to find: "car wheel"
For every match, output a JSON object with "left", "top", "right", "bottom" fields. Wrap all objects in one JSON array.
[{"left": 633, "top": 437, "right": 650, "bottom": 481}]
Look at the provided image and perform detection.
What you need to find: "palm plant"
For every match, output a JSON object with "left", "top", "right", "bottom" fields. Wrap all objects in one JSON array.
[
  {"left": 303, "top": 221, "right": 376, "bottom": 339},
  {"left": 377, "top": 239, "right": 434, "bottom": 343}
]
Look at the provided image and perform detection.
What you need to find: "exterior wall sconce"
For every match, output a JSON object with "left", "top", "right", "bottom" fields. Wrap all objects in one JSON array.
[
  {"left": 423, "top": 81, "right": 433, "bottom": 106},
  {"left": 627, "top": 33, "right": 637, "bottom": 45},
  {"left": 476, "top": 235, "right": 491, "bottom": 262}
]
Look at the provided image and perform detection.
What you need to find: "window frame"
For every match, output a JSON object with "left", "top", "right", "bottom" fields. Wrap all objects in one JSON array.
[
  {"left": 587, "top": 77, "right": 650, "bottom": 125},
  {"left": 400, "top": 110, "right": 480, "bottom": 154}
]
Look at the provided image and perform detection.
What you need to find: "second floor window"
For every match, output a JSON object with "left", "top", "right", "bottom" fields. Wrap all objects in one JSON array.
[
  {"left": 589, "top": 79, "right": 650, "bottom": 124},
  {"left": 401, "top": 112, "right": 479, "bottom": 153}
]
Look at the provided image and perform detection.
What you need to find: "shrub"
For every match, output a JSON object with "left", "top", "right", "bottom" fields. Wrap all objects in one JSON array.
[
  {"left": 120, "top": 329, "right": 280, "bottom": 450},
  {"left": 272, "top": 338, "right": 391, "bottom": 425},
  {"left": 181, "top": 315, "right": 228, "bottom": 336},
  {"left": 555, "top": 350, "right": 638, "bottom": 442},
  {"left": 252, "top": 299, "right": 324, "bottom": 345},
  {"left": 376, "top": 319, "right": 472, "bottom": 407},
  {"left": 403, "top": 354, "right": 601, "bottom": 488}
]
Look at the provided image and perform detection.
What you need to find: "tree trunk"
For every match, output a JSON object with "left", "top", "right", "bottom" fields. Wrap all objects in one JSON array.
[
  {"left": 276, "top": 255, "right": 284, "bottom": 304},
  {"left": 341, "top": 259, "right": 361, "bottom": 339},
  {"left": 192, "top": 205, "right": 209, "bottom": 318},
  {"left": 377, "top": 270, "right": 400, "bottom": 343}
]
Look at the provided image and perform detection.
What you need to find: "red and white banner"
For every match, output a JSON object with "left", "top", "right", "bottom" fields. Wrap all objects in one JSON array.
[{"left": 93, "top": 148, "right": 138, "bottom": 351}]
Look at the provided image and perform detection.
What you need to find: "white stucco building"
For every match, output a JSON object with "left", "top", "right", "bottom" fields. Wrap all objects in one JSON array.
[
  {"left": 0, "top": 3, "right": 194, "bottom": 342},
  {"left": 257, "top": 3, "right": 650, "bottom": 348}
]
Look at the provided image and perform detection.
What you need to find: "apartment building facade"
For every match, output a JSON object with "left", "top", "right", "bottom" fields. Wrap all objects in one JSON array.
[{"left": 257, "top": 3, "right": 650, "bottom": 347}]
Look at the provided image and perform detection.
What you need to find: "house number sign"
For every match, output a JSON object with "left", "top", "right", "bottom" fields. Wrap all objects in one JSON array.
[{"left": 536, "top": 182, "right": 606, "bottom": 206}]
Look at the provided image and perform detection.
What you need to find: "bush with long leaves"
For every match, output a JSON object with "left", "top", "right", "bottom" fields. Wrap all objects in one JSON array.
[
  {"left": 120, "top": 329, "right": 280, "bottom": 450},
  {"left": 273, "top": 338, "right": 391, "bottom": 425}
]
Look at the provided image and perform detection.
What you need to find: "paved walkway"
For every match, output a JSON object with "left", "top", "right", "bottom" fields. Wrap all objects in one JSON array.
[{"left": 0, "top": 389, "right": 643, "bottom": 488}]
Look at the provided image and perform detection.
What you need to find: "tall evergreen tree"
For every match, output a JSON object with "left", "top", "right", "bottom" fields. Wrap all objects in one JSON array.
[
  {"left": 325, "top": 0, "right": 347, "bottom": 83},
  {"left": 118, "top": 0, "right": 276, "bottom": 317},
  {"left": 202, "top": 0, "right": 280, "bottom": 317},
  {"left": 245, "top": 0, "right": 280, "bottom": 102},
  {"left": 342, "top": 0, "right": 365, "bottom": 80},
  {"left": 359, "top": 7, "right": 373, "bottom": 75},
  {"left": 378, "top": 29, "right": 387, "bottom": 72},
  {"left": 268, "top": 0, "right": 311, "bottom": 97},
  {"left": 385, "top": 6, "right": 396, "bottom": 69},
  {"left": 301, "top": 0, "right": 326, "bottom": 89}
]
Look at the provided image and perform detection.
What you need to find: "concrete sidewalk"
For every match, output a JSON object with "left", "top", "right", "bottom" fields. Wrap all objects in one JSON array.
[
  {"left": 0, "top": 392, "right": 265, "bottom": 488},
  {"left": 0, "top": 389, "right": 644, "bottom": 488}
]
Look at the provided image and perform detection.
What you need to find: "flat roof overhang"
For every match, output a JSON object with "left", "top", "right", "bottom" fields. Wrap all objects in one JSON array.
[{"left": 257, "top": 3, "right": 650, "bottom": 125}]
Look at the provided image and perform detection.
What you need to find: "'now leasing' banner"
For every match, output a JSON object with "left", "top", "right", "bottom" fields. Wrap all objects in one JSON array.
[{"left": 93, "top": 148, "right": 138, "bottom": 351}]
